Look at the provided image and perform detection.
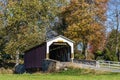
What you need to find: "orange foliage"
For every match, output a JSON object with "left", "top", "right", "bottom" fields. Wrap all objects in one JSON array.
[{"left": 62, "top": 0, "right": 108, "bottom": 55}]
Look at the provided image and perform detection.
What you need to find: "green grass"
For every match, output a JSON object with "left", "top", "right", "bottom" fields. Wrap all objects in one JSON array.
[{"left": 0, "top": 68, "right": 120, "bottom": 80}]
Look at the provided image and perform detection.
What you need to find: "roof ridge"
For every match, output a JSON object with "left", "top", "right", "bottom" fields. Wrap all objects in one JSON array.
[{"left": 46, "top": 35, "right": 74, "bottom": 43}]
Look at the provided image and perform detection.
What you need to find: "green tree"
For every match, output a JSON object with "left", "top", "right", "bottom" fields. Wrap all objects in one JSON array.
[
  {"left": 106, "top": 30, "right": 120, "bottom": 61},
  {"left": 106, "top": 0, "right": 120, "bottom": 61},
  {"left": 0, "top": 0, "right": 68, "bottom": 65}
]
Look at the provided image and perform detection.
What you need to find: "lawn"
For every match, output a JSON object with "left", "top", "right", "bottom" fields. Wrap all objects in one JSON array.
[{"left": 0, "top": 68, "right": 120, "bottom": 80}]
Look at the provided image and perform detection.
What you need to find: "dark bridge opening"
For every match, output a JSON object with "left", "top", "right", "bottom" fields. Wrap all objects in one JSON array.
[{"left": 49, "top": 42, "right": 71, "bottom": 62}]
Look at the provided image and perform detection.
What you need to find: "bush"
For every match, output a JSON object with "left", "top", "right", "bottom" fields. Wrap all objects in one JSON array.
[
  {"left": 74, "top": 50, "right": 85, "bottom": 59},
  {"left": 0, "top": 67, "right": 13, "bottom": 74},
  {"left": 103, "top": 48, "right": 118, "bottom": 61}
]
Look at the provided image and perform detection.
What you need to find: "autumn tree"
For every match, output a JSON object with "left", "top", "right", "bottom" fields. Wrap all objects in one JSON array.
[
  {"left": 59, "top": 0, "right": 108, "bottom": 60},
  {"left": 0, "top": 0, "right": 68, "bottom": 65}
]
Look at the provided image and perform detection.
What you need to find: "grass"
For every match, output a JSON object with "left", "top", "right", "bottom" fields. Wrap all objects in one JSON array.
[{"left": 0, "top": 68, "right": 120, "bottom": 80}]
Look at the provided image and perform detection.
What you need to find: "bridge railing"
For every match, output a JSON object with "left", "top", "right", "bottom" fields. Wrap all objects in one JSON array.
[
  {"left": 73, "top": 59, "right": 120, "bottom": 70},
  {"left": 97, "top": 60, "right": 120, "bottom": 69},
  {"left": 73, "top": 59, "right": 96, "bottom": 66}
]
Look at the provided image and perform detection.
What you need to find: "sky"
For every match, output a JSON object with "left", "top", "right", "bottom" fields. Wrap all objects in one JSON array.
[{"left": 106, "top": 0, "right": 120, "bottom": 32}]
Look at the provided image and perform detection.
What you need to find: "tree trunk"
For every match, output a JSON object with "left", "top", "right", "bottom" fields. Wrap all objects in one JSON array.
[
  {"left": 82, "top": 43, "right": 88, "bottom": 59},
  {"left": 115, "top": 9, "right": 120, "bottom": 61},
  {"left": 15, "top": 50, "right": 19, "bottom": 66}
]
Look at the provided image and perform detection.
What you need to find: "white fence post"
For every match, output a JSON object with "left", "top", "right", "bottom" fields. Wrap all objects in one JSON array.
[
  {"left": 96, "top": 61, "right": 100, "bottom": 68},
  {"left": 108, "top": 61, "right": 110, "bottom": 68}
]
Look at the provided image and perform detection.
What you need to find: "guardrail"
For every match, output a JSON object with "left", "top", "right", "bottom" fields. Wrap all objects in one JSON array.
[
  {"left": 97, "top": 60, "right": 120, "bottom": 69},
  {"left": 74, "top": 59, "right": 96, "bottom": 66}
]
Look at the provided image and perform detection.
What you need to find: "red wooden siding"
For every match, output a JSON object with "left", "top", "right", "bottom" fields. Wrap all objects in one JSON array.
[{"left": 24, "top": 44, "right": 46, "bottom": 69}]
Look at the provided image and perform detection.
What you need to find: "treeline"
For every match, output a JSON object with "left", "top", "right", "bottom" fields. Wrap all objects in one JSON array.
[{"left": 0, "top": 0, "right": 120, "bottom": 65}]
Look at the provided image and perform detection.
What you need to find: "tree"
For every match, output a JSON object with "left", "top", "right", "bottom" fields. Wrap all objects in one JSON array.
[
  {"left": 0, "top": 0, "right": 7, "bottom": 55},
  {"left": 106, "top": 0, "right": 120, "bottom": 61},
  {"left": 105, "top": 30, "right": 120, "bottom": 61},
  {"left": 0, "top": 0, "right": 68, "bottom": 64},
  {"left": 59, "top": 0, "right": 108, "bottom": 59}
]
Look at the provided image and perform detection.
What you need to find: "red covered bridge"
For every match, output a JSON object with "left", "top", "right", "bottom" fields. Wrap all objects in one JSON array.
[{"left": 24, "top": 35, "right": 74, "bottom": 69}]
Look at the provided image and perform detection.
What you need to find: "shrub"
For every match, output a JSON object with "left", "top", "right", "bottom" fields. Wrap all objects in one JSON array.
[
  {"left": 0, "top": 67, "right": 13, "bottom": 74},
  {"left": 74, "top": 51, "right": 85, "bottom": 59}
]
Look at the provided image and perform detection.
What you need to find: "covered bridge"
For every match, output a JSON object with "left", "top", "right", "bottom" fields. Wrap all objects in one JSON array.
[{"left": 24, "top": 35, "right": 74, "bottom": 69}]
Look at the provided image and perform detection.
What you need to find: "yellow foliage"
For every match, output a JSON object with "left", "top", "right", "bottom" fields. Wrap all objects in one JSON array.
[{"left": 63, "top": 0, "right": 108, "bottom": 54}]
